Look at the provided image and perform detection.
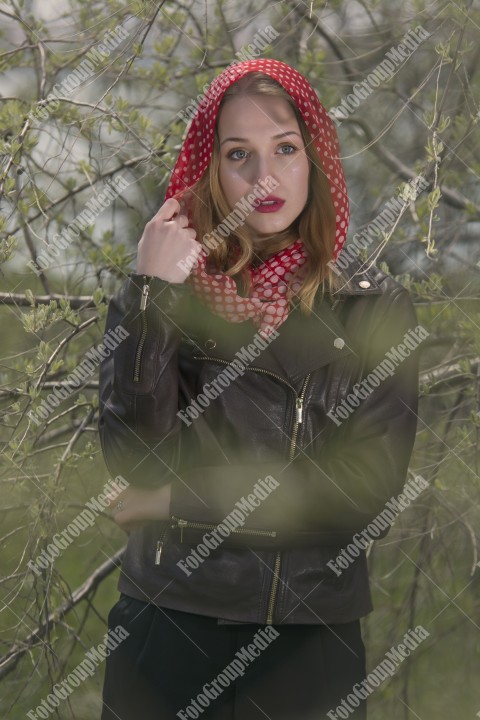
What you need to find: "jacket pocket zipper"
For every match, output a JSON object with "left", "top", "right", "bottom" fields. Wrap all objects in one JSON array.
[
  {"left": 170, "top": 516, "right": 277, "bottom": 543},
  {"left": 133, "top": 276, "right": 150, "bottom": 383}
]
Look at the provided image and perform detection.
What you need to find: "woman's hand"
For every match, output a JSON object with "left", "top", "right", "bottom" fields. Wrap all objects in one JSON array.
[
  {"left": 105, "top": 483, "right": 172, "bottom": 535},
  {"left": 136, "top": 197, "right": 203, "bottom": 283}
]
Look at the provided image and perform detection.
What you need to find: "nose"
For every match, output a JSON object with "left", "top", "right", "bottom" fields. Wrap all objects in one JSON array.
[{"left": 250, "top": 152, "right": 277, "bottom": 188}]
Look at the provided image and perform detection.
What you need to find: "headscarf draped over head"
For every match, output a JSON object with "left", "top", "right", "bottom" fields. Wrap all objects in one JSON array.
[{"left": 164, "top": 59, "right": 349, "bottom": 337}]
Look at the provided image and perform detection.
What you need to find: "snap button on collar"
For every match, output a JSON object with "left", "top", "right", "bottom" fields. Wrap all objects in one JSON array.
[
  {"left": 358, "top": 280, "right": 371, "bottom": 289},
  {"left": 334, "top": 338, "right": 345, "bottom": 349}
]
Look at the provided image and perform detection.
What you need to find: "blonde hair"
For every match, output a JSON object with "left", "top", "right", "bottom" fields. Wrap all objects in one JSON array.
[{"left": 176, "top": 72, "right": 342, "bottom": 313}]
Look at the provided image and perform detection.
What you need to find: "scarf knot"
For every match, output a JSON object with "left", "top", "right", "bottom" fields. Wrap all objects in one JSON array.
[{"left": 187, "top": 238, "right": 308, "bottom": 338}]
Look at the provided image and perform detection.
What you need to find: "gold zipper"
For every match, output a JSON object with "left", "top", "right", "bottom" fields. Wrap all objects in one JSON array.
[
  {"left": 192, "top": 355, "right": 310, "bottom": 461},
  {"left": 266, "top": 550, "right": 282, "bottom": 625},
  {"left": 133, "top": 276, "right": 150, "bottom": 383},
  {"left": 264, "top": 374, "right": 309, "bottom": 624},
  {"left": 191, "top": 354, "right": 311, "bottom": 624},
  {"left": 170, "top": 516, "right": 277, "bottom": 543}
]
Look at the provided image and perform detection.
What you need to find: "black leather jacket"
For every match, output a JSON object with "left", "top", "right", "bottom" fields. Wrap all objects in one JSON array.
[{"left": 98, "top": 260, "right": 420, "bottom": 625}]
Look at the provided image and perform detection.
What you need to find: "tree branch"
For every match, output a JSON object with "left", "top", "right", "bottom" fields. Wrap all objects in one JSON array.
[{"left": 0, "top": 546, "right": 125, "bottom": 681}]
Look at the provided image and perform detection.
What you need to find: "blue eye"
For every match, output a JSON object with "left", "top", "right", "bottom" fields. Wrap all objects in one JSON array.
[
  {"left": 228, "top": 149, "right": 248, "bottom": 160},
  {"left": 278, "top": 144, "right": 296, "bottom": 154},
  {"left": 227, "top": 144, "right": 297, "bottom": 160}
]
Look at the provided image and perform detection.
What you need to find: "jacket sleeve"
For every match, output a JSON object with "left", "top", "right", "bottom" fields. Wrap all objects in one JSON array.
[
  {"left": 169, "top": 286, "right": 421, "bottom": 534},
  {"left": 98, "top": 273, "right": 191, "bottom": 489}
]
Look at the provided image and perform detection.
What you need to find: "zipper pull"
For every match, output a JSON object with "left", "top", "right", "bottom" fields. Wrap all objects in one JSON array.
[
  {"left": 140, "top": 279, "right": 150, "bottom": 311},
  {"left": 295, "top": 397, "right": 303, "bottom": 424},
  {"left": 155, "top": 540, "right": 163, "bottom": 565},
  {"left": 177, "top": 518, "right": 187, "bottom": 543}
]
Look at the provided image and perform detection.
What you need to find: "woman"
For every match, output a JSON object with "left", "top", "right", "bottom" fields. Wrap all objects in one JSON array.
[{"left": 99, "top": 59, "right": 419, "bottom": 720}]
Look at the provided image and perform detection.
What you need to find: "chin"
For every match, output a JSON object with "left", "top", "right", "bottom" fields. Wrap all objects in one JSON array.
[{"left": 249, "top": 222, "right": 289, "bottom": 235}]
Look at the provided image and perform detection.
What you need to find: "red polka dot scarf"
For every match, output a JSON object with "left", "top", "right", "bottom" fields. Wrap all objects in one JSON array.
[{"left": 164, "top": 59, "right": 349, "bottom": 338}]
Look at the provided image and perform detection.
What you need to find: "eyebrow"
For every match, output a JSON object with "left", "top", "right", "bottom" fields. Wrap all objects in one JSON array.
[{"left": 220, "top": 131, "right": 302, "bottom": 146}]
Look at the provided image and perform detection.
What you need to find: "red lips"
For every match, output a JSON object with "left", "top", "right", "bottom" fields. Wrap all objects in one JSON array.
[{"left": 253, "top": 195, "right": 285, "bottom": 212}]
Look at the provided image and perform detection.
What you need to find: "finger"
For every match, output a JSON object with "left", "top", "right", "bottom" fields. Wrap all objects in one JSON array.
[
  {"left": 104, "top": 490, "right": 126, "bottom": 510},
  {"left": 174, "top": 214, "right": 190, "bottom": 228},
  {"left": 111, "top": 512, "right": 131, "bottom": 529},
  {"left": 152, "top": 197, "right": 181, "bottom": 222}
]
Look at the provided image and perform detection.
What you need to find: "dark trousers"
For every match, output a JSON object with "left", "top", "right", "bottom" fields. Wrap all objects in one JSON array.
[{"left": 101, "top": 593, "right": 366, "bottom": 720}]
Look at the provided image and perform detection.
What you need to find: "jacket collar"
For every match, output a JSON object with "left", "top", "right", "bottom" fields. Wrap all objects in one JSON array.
[
  {"left": 331, "top": 258, "right": 384, "bottom": 296},
  {"left": 182, "top": 259, "right": 384, "bottom": 387}
]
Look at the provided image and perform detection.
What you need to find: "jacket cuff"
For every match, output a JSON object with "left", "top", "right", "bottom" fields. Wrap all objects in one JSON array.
[{"left": 126, "top": 272, "right": 192, "bottom": 333}]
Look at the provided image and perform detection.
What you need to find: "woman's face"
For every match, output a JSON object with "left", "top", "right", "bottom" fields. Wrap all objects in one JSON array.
[{"left": 217, "top": 94, "right": 310, "bottom": 246}]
